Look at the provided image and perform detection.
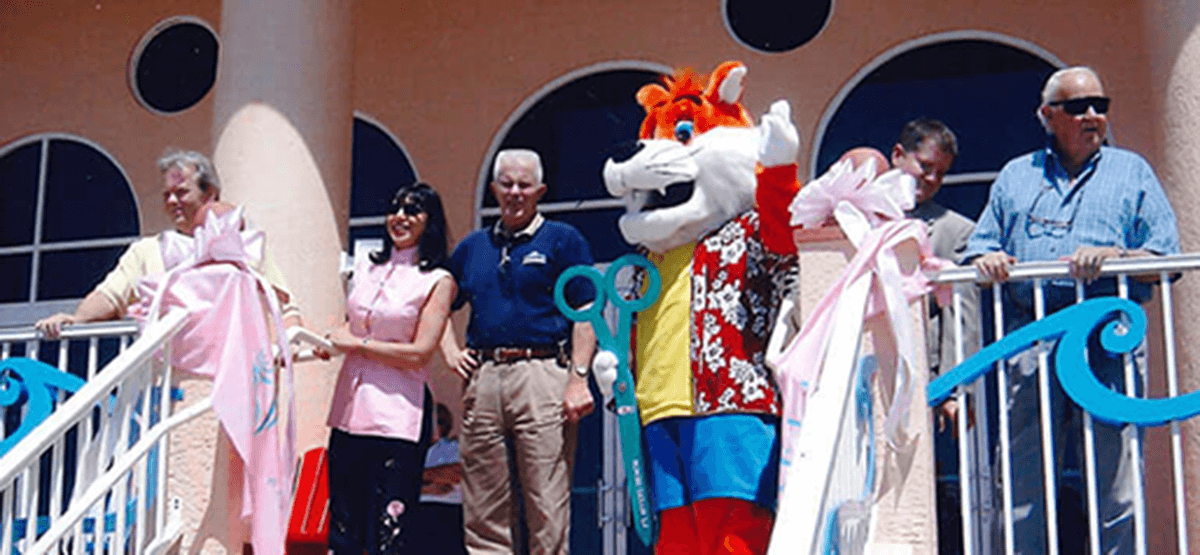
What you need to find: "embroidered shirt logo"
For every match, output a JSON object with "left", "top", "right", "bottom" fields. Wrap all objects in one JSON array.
[{"left": 522, "top": 251, "right": 548, "bottom": 265}]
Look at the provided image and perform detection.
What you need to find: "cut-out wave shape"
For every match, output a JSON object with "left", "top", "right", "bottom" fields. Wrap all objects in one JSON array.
[{"left": 928, "top": 297, "right": 1200, "bottom": 427}]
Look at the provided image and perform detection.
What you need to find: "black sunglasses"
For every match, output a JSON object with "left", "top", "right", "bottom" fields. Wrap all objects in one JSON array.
[
  {"left": 393, "top": 201, "right": 425, "bottom": 216},
  {"left": 1049, "top": 96, "right": 1110, "bottom": 116}
]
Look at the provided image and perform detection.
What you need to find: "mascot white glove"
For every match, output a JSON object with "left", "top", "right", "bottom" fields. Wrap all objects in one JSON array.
[
  {"left": 592, "top": 350, "right": 620, "bottom": 402},
  {"left": 758, "top": 100, "right": 800, "bottom": 168}
]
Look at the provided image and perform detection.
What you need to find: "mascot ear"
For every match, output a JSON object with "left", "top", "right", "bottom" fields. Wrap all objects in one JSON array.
[
  {"left": 706, "top": 61, "right": 747, "bottom": 106},
  {"left": 636, "top": 83, "right": 670, "bottom": 139},
  {"left": 636, "top": 83, "right": 670, "bottom": 110}
]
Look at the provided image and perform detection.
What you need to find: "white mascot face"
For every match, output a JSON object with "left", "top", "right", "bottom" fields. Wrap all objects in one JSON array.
[{"left": 602, "top": 121, "right": 760, "bottom": 255}]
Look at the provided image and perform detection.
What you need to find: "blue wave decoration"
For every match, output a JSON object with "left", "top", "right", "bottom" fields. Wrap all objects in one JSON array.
[
  {"left": 0, "top": 358, "right": 86, "bottom": 456},
  {"left": 927, "top": 297, "right": 1200, "bottom": 426}
]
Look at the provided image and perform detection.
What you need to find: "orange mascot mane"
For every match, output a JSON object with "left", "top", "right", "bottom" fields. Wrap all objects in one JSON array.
[{"left": 636, "top": 61, "right": 754, "bottom": 141}]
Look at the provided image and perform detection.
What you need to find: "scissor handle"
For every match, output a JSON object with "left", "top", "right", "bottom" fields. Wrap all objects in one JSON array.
[
  {"left": 554, "top": 265, "right": 607, "bottom": 325},
  {"left": 554, "top": 254, "right": 662, "bottom": 335},
  {"left": 604, "top": 254, "right": 661, "bottom": 313}
]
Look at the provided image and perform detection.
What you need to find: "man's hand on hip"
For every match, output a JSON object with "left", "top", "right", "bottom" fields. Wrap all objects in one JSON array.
[
  {"left": 450, "top": 349, "right": 480, "bottom": 381},
  {"left": 563, "top": 373, "right": 595, "bottom": 423}
]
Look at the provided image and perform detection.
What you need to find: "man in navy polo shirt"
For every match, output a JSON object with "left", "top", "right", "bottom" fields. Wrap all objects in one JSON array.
[{"left": 440, "top": 148, "right": 596, "bottom": 554}]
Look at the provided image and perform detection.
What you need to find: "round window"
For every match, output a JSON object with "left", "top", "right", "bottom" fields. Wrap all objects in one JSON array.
[
  {"left": 724, "top": 0, "right": 832, "bottom": 53},
  {"left": 130, "top": 18, "right": 219, "bottom": 114}
]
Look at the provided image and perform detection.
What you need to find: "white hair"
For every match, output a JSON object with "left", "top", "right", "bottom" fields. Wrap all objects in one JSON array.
[
  {"left": 157, "top": 148, "right": 220, "bottom": 197},
  {"left": 1036, "top": 66, "right": 1104, "bottom": 129},
  {"left": 493, "top": 149, "right": 543, "bottom": 184}
]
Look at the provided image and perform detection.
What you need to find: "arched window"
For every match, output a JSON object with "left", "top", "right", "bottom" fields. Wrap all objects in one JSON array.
[
  {"left": 0, "top": 135, "right": 139, "bottom": 325},
  {"left": 348, "top": 114, "right": 419, "bottom": 254},
  {"left": 479, "top": 63, "right": 669, "bottom": 263},
  {"left": 813, "top": 33, "right": 1062, "bottom": 220}
]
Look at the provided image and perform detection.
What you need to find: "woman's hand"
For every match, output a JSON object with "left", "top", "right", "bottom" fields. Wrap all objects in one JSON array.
[{"left": 322, "top": 324, "right": 360, "bottom": 356}]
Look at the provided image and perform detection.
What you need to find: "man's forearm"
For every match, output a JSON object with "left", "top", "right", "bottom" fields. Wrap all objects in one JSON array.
[{"left": 73, "top": 290, "right": 122, "bottom": 323}]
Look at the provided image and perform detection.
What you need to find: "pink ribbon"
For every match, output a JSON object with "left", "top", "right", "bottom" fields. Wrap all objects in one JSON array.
[
  {"left": 771, "top": 160, "right": 951, "bottom": 495},
  {"left": 135, "top": 208, "right": 296, "bottom": 555}
]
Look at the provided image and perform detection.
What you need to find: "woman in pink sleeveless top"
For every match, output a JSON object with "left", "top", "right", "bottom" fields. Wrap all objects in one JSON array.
[{"left": 320, "top": 182, "right": 456, "bottom": 554}]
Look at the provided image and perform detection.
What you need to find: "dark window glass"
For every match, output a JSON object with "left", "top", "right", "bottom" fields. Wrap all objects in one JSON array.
[
  {"left": 348, "top": 225, "right": 386, "bottom": 257},
  {"left": 816, "top": 39, "right": 1057, "bottom": 221},
  {"left": 0, "top": 254, "right": 31, "bottom": 303},
  {"left": 488, "top": 69, "right": 664, "bottom": 263},
  {"left": 134, "top": 21, "right": 219, "bottom": 113},
  {"left": 491, "top": 71, "right": 660, "bottom": 206},
  {"left": 351, "top": 118, "right": 417, "bottom": 219},
  {"left": 933, "top": 181, "right": 992, "bottom": 228},
  {"left": 41, "top": 140, "right": 139, "bottom": 242},
  {"left": 37, "top": 246, "right": 127, "bottom": 300},
  {"left": 0, "top": 142, "right": 42, "bottom": 247},
  {"left": 725, "top": 0, "right": 831, "bottom": 53}
]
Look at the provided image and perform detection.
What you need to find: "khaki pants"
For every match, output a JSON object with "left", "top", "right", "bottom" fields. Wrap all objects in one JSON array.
[{"left": 461, "top": 358, "right": 576, "bottom": 555}]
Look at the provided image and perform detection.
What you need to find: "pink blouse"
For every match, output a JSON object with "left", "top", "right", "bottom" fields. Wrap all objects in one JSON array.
[{"left": 326, "top": 247, "right": 452, "bottom": 441}]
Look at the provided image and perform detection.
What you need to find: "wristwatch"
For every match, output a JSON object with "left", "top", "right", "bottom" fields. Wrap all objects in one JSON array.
[{"left": 572, "top": 365, "right": 589, "bottom": 377}]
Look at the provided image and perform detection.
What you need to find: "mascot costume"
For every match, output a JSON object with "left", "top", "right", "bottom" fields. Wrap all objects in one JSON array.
[{"left": 599, "top": 61, "right": 801, "bottom": 555}]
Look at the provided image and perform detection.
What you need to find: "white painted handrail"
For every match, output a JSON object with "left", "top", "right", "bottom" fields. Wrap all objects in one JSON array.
[
  {"left": 1, "top": 320, "right": 140, "bottom": 381},
  {"left": 0, "top": 311, "right": 186, "bottom": 486},
  {"left": 0, "top": 309, "right": 192, "bottom": 555}
]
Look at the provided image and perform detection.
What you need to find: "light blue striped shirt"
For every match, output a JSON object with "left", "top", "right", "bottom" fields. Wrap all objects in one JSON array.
[{"left": 965, "top": 144, "right": 1180, "bottom": 311}]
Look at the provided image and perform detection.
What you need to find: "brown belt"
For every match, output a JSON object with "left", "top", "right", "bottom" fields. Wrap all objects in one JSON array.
[{"left": 476, "top": 345, "right": 561, "bottom": 364}]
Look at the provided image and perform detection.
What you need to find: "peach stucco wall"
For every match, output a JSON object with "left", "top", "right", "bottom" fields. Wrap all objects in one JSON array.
[
  {"left": 1144, "top": 2, "right": 1200, "bottom": 552},
  {"left": 350, "top": 0, "right": 1157, "bottom": 226},
  {"left": 0, "top": 1, "right": 221, "bottom": 235}
]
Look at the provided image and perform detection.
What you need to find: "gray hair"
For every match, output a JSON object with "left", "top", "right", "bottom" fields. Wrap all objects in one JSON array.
[
  {"left": 157, "top": 148, "right": 220, "bottom": 197},
  {"left": 1037, "top": 66, "right": 1104, "bottom": 129},
  {"left": 493, "top": 149, "right": 543, "bottom": 184}
]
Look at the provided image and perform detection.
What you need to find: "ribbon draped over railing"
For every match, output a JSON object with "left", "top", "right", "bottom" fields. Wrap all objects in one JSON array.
[
  {"left": 133, "top": 207, "right": 296, "bottom": 555},
  {"left": 769, "top": 158, "right": 950, "bottom": 494}
]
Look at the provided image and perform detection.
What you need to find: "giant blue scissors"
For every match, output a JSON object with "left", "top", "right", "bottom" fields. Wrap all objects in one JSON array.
[{"left": 554, "top": 253, "right": 660, "bottom": 547}]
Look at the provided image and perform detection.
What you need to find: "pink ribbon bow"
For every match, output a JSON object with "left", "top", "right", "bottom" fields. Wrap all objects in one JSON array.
[{"left": 135, "top": 207, "right": 296, "bottom": 555}]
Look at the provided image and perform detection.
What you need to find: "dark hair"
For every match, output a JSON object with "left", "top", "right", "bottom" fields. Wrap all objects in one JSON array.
[
  {"left": 370, "top": 182, "right": 449, "bottom": 271},
  {"left": 897, "top": 118, "right": 959, "bottom": 159},
  {"left": 158, "top": 148, "right": 221, "bottom": 199}
]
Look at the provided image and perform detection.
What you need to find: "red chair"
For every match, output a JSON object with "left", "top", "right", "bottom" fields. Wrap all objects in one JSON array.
[{"left": 286, "top": 447, "right": 330, "bottom": 554}]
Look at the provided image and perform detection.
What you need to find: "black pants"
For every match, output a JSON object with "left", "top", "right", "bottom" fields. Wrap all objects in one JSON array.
[{"left": 328, "top": 395, "right": 433, "bottom": 554}]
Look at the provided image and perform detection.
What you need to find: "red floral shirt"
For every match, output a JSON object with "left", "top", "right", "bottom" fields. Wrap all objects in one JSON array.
[{"left": 690, "top": 210, "right": 797, "bottom": 417}]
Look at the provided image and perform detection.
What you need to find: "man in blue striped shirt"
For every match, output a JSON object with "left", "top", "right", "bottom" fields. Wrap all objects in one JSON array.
[{"left": 964, "top": 66, "right": 1179, "bottom": 554}]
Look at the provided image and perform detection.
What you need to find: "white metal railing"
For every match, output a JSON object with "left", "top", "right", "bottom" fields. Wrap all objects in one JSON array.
[
  {"left": 931, "top": 252, "right": 1200, "bottom": 555},
  {"left": 0, "top": 309, "right": 206, "bottom": 555},
  {"left": 1, "top": 320, "right": 140, "bottom": 381}
]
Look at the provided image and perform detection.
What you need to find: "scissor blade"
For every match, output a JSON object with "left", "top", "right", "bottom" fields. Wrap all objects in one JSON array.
[{"left": 612, "top": 368, "right": 655, "bottom": 546}]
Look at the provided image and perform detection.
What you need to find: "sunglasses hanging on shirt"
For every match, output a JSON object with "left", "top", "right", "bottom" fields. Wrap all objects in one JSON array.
[{"left": 1049, "top": 96, "right": 1111, "bottom": 116}]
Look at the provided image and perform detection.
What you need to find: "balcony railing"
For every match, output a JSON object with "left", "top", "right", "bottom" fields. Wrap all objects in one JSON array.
[
  {"left": 930, "top": 252, "right": 1200, "bottom": 555},
  {"left": 0, "top": 320, "right": 140, "bottom": 381},
  {"left": 0, "top": 310, "right": 206, "bottom": 554}
]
